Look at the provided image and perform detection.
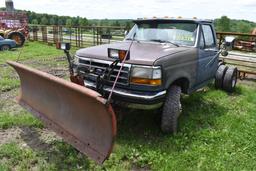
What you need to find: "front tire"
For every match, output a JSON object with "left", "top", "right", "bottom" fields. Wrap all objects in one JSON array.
[
  {"left": 1, "top": 45, "right": 10, "bottom": 51},
  {"left": 161, "top": 85, "right": 181, "bottom": 134},
  {"left": 7, "top": 32, "right": 25, "bottom": 47}
]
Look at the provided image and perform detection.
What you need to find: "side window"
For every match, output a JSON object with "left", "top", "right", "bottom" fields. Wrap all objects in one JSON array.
[
  {"left": 202, "top": 25, "right": 215, "bottom": 48},
  {"left": 199, "top": 32, "right": 205, "bottom": 49}
]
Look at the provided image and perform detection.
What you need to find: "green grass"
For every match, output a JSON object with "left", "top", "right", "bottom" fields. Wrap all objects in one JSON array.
[
  {"left": 0, "top": 42, "right": 256, "bottom": 170},
  {"left": 0, "top": 42, "right": 63, "bottom": 64},
  {"left": 0, "top": 112, "right": 43, "bottom": 129}
]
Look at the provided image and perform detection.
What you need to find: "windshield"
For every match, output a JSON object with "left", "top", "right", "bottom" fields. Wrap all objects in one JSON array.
[{"left": 125, "top": 22, "right": 198, "bottom": 46}]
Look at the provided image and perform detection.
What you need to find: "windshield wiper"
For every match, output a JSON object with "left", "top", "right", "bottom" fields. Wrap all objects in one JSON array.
[
  {"left": 126, "top": 38, "right": 140, "bottom": 43},
  {"left": 149, "top": 39, "right": 179, "bottom": 47}
]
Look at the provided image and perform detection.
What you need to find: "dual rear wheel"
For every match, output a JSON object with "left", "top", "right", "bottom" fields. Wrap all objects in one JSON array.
[{"left": 215, "top": 65, "right": 237, "bottom": 92}]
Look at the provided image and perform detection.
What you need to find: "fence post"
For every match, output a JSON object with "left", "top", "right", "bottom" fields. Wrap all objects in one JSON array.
[
  {"left": 33, "top": 26, "right": 38, "bottom": 41},
  {"left": 53, "top": 25, "right": 58, "bottom": 44},
  {"left": 80, "top": 27, "right": 83, "bottom": 47},
  {"left": 42, "top": 26, "right": 47, "bottom": 43},
  {"left": 93, "top": 27, "right": 95, "bottom": 46},
  {"left": 96, "top": 27, "right": 99, "bottom": 45},
  {"left": 59, "top": 26, "right": 63, "bottom": 42}
]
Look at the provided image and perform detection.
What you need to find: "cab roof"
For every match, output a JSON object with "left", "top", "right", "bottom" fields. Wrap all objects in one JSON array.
[{"left": 133, "top": 18, "right": 213, "bottom": 24}]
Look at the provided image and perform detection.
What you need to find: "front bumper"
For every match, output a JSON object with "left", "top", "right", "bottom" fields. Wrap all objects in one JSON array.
[{"left": 84, "top": 80, "right": 166, "bottom": 105}]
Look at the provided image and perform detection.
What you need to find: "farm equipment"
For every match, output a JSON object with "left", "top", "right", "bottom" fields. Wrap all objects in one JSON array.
[
  {"left": 8, "top": 18, "right": 237, "bottom": 164},
  {"left": 0, "top": 0, "right": 29, "bottom": 47}
]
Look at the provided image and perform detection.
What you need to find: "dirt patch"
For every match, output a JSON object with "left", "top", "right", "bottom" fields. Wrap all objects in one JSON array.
[
  {"left": 0, "top": 89, "right": 24, "bottom": 115},
  {"left": 0, "top": 128, "right": 21, "bottom": 145},
  {"left": 0, "top": 126, "right": 61, "bottom": 151}
]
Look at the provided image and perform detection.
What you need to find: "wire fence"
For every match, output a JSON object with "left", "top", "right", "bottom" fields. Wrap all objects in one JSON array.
[
  {"left": 28, "top": 25, "right": 256, "bottom": 77},
  {"left": 28, "top": 25, "right": 127, "bottom": 47},
  {"left": 28, "top": 25, "right": 256, "bottom": 52}
]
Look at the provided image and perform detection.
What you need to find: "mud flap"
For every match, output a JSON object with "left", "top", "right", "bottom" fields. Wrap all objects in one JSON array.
[{"left": 7, "top": 61, "right": 116, "bottom": 164}]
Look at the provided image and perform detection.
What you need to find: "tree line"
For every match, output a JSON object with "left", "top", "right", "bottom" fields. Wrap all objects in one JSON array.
[
  {"left": 214, "top": 16, "right": 256, "bottom": 33},
  {"left": 0, "top": 7, "right": 255, "bottom": 33},
  {"left": 26, "top": 11, "right": 133, "bottom": 29}
]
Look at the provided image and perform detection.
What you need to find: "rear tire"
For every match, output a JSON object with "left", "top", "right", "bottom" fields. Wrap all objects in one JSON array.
[
  {"left": 223, "top": 67, "right": 237, "bottom": 92},
  {"left": 1, "top": 45, "right": 10, "bottom": 51},
  {"left": 7, "top": 32, "right": 25, "bottom": 47},
  {"left": 215, "top": 65, "right": 228, "bottom": 89},
  {"left": 161, "top": 85, "right": 181, "bottom": 134}
]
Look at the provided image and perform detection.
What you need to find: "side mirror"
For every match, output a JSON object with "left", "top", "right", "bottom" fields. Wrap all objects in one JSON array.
[
  {"left": 56, "top": 42, "right": 71, "bottom": 51},
  {"left": 124, "top": 30, "right": 128, "bottom": 36}
]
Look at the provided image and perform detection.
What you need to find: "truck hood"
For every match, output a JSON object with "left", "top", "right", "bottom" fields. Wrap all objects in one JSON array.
[{"left": 76, "top": 41, "right": 191, "bottom": 65}]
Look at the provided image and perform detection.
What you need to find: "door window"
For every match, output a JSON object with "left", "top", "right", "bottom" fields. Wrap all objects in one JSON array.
[
  {"left": 202, "top": 25, "right": 215, "bottom": 48},
  {"left": 199, "top": 32, "right": 205, "bottom": 49}
]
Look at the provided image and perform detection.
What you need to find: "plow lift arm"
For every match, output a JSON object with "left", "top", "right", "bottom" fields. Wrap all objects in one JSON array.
[{"left": 7, "top": 36, "right": 135, "bottom": 164}]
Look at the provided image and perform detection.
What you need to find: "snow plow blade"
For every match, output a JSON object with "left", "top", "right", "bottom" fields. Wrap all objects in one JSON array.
[{"left": 7, "top": 61, "right": 116, "bottom": 164}]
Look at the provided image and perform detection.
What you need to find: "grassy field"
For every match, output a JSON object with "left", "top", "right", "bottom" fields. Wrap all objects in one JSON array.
[{"left": 0, "top": 42, "right": 256, "bottom": 170}]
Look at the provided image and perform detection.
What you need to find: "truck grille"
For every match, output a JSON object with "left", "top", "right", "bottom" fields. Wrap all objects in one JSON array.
[{"left": 78, "top": 57, "right": 131, "bottom": 86}]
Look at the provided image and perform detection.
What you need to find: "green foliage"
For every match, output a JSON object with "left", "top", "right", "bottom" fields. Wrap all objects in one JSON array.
[
  {"left": 215, "top": 16, "right": 231, "bottom": 32},
  {"left": 40, "top": 16, "right": 48, "bottom": 25},
  {"left": 66, "top": 18, "right": 73, "bottom": 27},
  {"left": 215, "top": 16, "right": 256, "bottom": 33},
  {"left": 31, "top": 19, "right": 38, "bottom": 25}
]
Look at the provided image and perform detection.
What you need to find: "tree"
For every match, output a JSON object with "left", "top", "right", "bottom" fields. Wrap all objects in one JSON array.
[
  {"left": 31, "top": 19, "right": 39, "bottom": 24},
  {"left": 66, "top": 18, "right": 73, "bottom": 27},
  {"left": 114, "top": 21, "right": 120, "bottom": 27},
  {"left": 237, "top": 22, "right": 251, "bottom": 33},
  {"left": 125, "top": 21, "right": 132, "bottom": 30},
  {"left": 40, "top": 16, "right": 48, "bottom": 25},
  {"left": 57, "top": 18, "right": 64, "bottom": 25},
  {"left": 49, "top": 18, "right": 56, "bottom": 25},
  {"left": 216, "top": 16, "right": 231, "bottom": 32}
]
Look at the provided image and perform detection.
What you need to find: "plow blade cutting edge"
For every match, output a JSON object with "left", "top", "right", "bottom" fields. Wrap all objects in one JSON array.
[{"left": 7, "top": 61, "right": 117, "bottom": 164}]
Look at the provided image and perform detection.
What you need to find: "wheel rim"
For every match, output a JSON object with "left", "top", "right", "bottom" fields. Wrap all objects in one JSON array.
[
  {"left": 232, "top": 76, "right": 236, "bottom": 87},
  {"left": 12, "top": 35, "right": 22, "bottom": 45},
  {"left": 179, "top": 102, "right": 182, "bottom": 115},
  {"left": 2, "top": 46, "right": 9, "bottom": 51}
]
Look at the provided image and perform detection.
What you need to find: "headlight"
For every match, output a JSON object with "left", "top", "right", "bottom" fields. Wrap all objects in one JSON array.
[
  {"left": 131, "top": 66, "right": 162, "bottom": 86},
  {"left": 108, "top": 48, "right": 129, "bottom": 61}
]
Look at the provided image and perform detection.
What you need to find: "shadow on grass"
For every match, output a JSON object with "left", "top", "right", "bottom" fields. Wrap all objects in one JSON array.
[
  {"left": 19, "top": 127, "right": 91, "bottom": 170},
  {"left": 116, "top": 87, "right": 229, "bottom": 151}
]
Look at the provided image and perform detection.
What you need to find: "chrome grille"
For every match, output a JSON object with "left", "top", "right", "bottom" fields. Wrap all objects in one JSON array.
[{"left": 78, "top": 57, "right": 131, "bottom": 85}]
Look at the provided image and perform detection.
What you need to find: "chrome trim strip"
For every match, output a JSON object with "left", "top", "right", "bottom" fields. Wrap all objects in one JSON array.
[
  {"left": 84, "top": 81, "right": 166, "bottom": 100},
  {"left": 76, "top": 56, "right": 132, "bottom": 68}
]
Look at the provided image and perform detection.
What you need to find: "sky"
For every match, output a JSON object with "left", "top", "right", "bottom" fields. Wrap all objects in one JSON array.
[{"left": 0, "top": 0, "right": 256, "bottom": 22}]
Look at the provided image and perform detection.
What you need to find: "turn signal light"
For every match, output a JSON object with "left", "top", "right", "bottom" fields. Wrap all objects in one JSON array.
[
  {"left": 118, "top": 50, "right": 127, "bottom": 61},
  {"left": 131, "top": 78, "right": 162, "bottom": 86}
]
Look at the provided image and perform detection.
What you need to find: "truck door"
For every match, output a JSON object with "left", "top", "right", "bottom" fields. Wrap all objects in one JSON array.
[{"left": 196, "top": 24, "right": 218, "bottom": 84}]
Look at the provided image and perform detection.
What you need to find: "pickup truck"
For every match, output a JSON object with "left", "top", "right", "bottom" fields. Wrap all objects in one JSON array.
[
  {"left": 8, "top": 18, "right": 238, "bottom": 163},
  {"left": 71, "top": 18, "right": 237, "bottom": 134}
]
